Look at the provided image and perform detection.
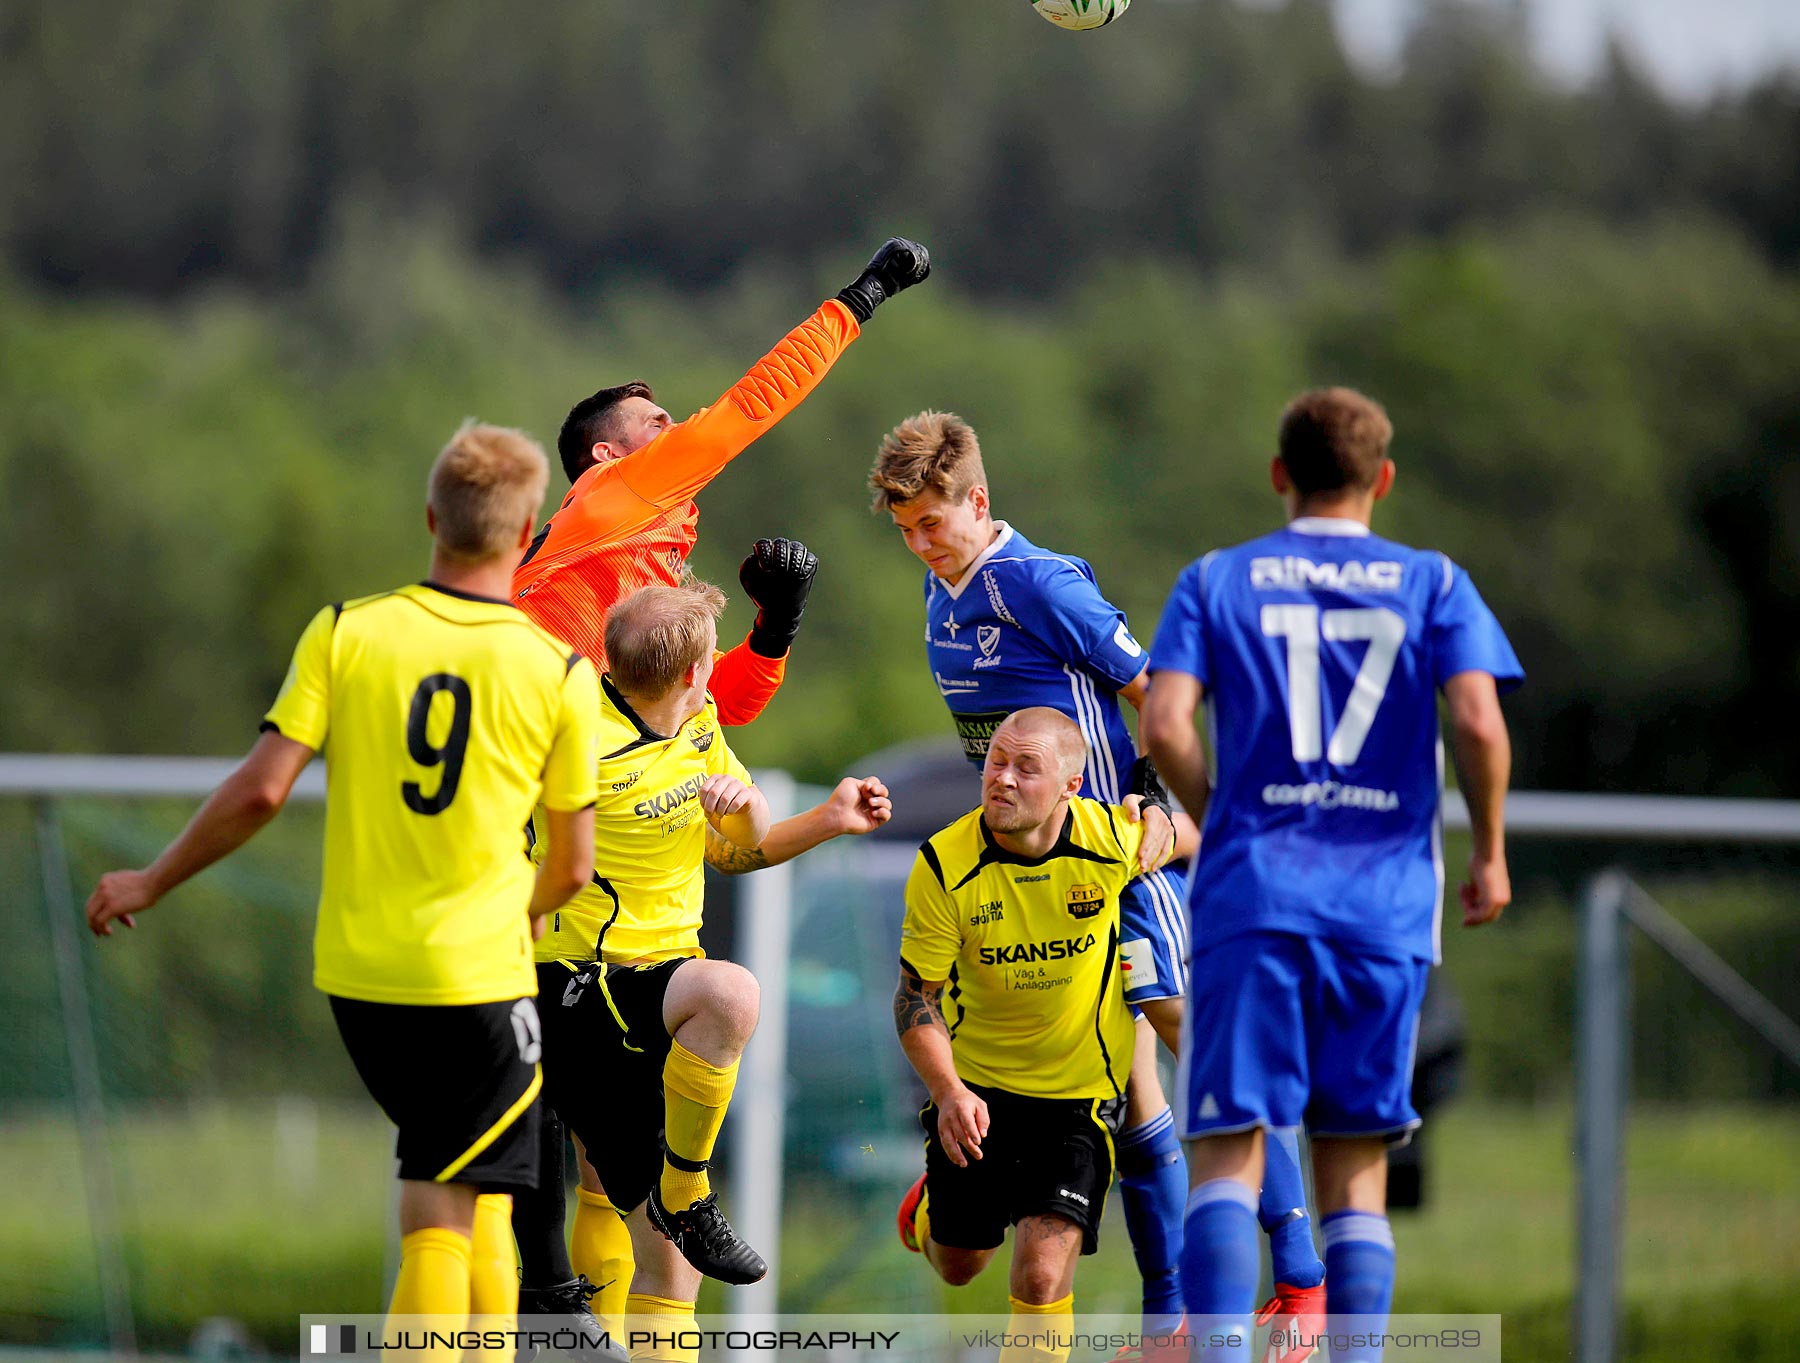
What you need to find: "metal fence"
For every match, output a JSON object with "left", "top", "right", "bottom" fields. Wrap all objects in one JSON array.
[{"left": 5, "top": 753, "right": 1800, "bottom": 1361}]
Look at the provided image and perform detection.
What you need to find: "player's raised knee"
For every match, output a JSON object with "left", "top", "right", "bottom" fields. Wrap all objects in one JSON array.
[{"left": 697, "top": 960, "right": 760, "bottom": 1040}]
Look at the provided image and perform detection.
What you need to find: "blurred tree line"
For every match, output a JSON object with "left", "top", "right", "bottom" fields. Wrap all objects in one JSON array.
[
  {"left": 1, "top": 0, "right": 1797, "bottom": 798},
  {"left": 5, "top": 0, "right": 1799, "bottom": 295}
]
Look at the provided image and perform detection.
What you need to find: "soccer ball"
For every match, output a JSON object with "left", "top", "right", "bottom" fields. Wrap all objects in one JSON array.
[{"left": 1030, "top": 0, "right": 1130, "bottom": 31}]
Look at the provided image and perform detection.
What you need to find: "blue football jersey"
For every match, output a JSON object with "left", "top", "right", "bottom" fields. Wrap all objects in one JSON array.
[
  {"left": 923, "top": 523, "right": 1147, "bottom": 802},
  {"left": 1150, "top": 517, "right": 1523, "bottom": 962}
]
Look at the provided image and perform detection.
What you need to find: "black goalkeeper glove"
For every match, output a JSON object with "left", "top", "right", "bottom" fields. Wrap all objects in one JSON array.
[
  {"left": 739, "top": 537, "right": 819, "bottom": 658},
  {"left": 1126, "top": 754, "right": 1172, "bottom": 822},
  {"left": 834, "top": 237, "right": 931, "bottom": 323}
]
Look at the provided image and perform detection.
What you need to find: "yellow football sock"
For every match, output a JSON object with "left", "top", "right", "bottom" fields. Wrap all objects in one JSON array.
[
  {"left": 571, "top": 1188, "right": 634, "bottom": 1335},
  {"left": 660, "top": 1041, "right": 737, "bottom": 1210},
  {"left": 998, "top": 1293, "right": 1074, "bottom": 1363},
  {"left": 467, "top": 1193, "right": 517, "bottom": 1357},
  {"left": 625, "top": 1292, "right": 697, "bottom": 1363},
  {"left": 387, "top": 1227, "right": 472, "bottom": 1361}
]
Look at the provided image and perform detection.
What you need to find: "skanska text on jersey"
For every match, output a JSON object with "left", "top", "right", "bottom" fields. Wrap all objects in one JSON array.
[{"left": 978, "top": 932, "right": 1099, "bottom": 966}]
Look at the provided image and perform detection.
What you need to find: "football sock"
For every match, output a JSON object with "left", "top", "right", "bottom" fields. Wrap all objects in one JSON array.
[
  {"left": 1116, "top": 1106, "right": 1187, "bottom": 1329},
  {"left": 467, "top": 1194, "right": 518, "bottom": 1355},
  {"left": 512, "top": 1112, "right": 574, "bottom": 1286},
  {"left": 388, "top": 1226, "right": 472, "bottom": 1351},
  {"left": 1322, "top": 1211, "right": 1395, "bottom": 1362},
  {"left": 998, "top": 1293, "right": 1074, "bottom": 1363},
  {"left": 571, "top": 1188, "right": 634, "bottom": 1334},
  {"left": 625, "top": 1292, "right": 696, "bottom": 1363},
  {"left": 1179, "top": 1179, "right": 1259, "bottom": 1363},
  {"left": 661, "top": 1040, "right": 738, "bottom": 1210},
  {"left": 1259, "top": 1127, "right": 1325, "bottom": 1289}
]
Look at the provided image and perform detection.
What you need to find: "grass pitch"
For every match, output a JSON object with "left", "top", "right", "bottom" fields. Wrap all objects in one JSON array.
[{"left": 2, "top": 1101, "right": 1795, "bottom": 1359}]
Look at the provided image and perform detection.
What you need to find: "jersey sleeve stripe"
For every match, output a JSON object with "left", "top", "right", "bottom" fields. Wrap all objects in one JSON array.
[
  {"left": 918, "top": 840, "right": 946, "bottom": 889},
  {"left": 1099, "top": 802, "right": 1124, "bottom": 859},
  {"left": 1064, "top": 667, "right": 1121, "bottom": 801}
]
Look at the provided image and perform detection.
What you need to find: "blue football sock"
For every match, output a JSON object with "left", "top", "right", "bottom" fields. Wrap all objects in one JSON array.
[
  {"left": 1322, "top": 1211, "right": 1396, "bottom": 1363},
  {"left": 1180, "top": 1179, "right": 1259, "bottom": 1363},
  {"left": 1115, "top": 1107, "right": 1186, "bottom": 1329},
  {"left": 1259, "top": 1127, "right": 1324, "bottom": 1289}
]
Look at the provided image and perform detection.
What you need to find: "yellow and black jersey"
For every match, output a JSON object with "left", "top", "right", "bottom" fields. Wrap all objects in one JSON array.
[
  {"left": 534, "top": 676, "right": 750, "bottom": 967},
  {"left": 264, "top": 582, "right": 600, "bottom": 1007},
  {"left": 900, "top": 798, "right": 1163, "bottom": 1101}
]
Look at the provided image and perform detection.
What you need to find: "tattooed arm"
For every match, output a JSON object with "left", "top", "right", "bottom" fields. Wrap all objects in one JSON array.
[
  {"left": 704, "top": 776, "right": 891, "bottom": 875},
  {"left": 895, "top": 960, "right": 988, "bottom": 1166},
  {"left": 705, "top": 826, "right": 772, "bottom": 875}
]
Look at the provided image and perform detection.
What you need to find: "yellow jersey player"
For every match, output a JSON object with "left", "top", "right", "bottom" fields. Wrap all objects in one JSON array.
[
  {"left": 893, "top": 709, "right": 1197, "bottom": 1363},
  {"left": 85, "top": 422, "right": 605, "bottom": 1350},
  {"left": 527, "top": 580, "right": 888, "bottom": 1359}
]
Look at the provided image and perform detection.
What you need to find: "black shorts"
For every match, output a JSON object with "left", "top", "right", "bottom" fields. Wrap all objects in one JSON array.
[
  {"left": 537, "top": 958, "right": 684, "bottom": 1213},
  {"left": 330, "top": 994, "right": 543, "bottom": 1191},
  {"left": 921, "top": 1084, "right": 1123, "bottom": 1256}
]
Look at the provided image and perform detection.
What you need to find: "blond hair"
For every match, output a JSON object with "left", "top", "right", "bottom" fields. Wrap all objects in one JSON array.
[
  {"left": 868, "top": 410, "right": 987, "bottom": 511},
  {"left": 428, "top": 420, "right": 549, "bottom": 561},
  {"left": 605, "top": 579, "right": 728, "bottom": 697}
]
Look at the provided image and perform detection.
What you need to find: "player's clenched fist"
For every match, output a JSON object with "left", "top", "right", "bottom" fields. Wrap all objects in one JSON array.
[
  {"left": 699, "top": 774, "right": 756, "bottom": 819},
  {"left": 826, "top": 776, "right": 892, "bottom": 836},
  {"left": 1461, "top": 851, "right": 1511, "bottom": 927},
  {"left": 87, "top": 869, "right": 158, "bottom": 936},
  {"left": 835, "top": 237, "right": 931, "bottom": 323},
  {"left": 933, "top": 1082, "right": 990, "bottom": 1168},
  {"left": 739, "top": 537, "right": 819, "bottom": 658}
]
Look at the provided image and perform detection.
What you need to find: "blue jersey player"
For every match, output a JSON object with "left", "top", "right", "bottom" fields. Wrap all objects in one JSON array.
[
  {"left": 870, "top": 411, "right": 1326, "bottom": 1349},
  {"left": 1143, "top": 388, "right": 1522, "bottom": 1363}
]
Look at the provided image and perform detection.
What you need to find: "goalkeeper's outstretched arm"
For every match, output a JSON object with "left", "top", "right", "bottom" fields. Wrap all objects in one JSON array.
[{"left": 553, "top": 239, "right": 931, "bottom": 541}]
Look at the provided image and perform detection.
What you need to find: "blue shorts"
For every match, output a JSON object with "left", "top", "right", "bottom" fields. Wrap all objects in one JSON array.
[
  {"left": 1119, "top": 866, "right": 1190, "bottom": 1005},
  {"left": 1176, "top": 930, "right": 1428, "bottom": 1141}
]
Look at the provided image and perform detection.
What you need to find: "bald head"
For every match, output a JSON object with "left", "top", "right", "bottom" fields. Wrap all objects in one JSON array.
[
  {"left": 992, "top": 708, "right": 1086, "bottom": 781},
  {"left": 605, "top": 579, "right": 726, "bottom": 697},
  {"left": 982, "top": 707, "right": 1087, "bottom": 842}
]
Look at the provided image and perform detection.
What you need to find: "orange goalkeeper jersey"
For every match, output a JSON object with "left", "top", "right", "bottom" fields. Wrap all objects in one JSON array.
[{"left": 513, "top": 299, "right": 858, "bottom": 727}]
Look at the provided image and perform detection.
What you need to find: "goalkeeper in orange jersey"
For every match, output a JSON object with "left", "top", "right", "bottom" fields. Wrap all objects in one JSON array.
[{"left": 513, "top": 236, "right": 931, "bottom": 725}]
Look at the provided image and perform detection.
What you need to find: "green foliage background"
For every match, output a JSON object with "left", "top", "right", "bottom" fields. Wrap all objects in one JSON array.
[
  {"left": 3, "top": 210, "right": 1798, "bottom": 792},
  {"left": 3, "top": 0, "right": 1799, "bottom": 790}
]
